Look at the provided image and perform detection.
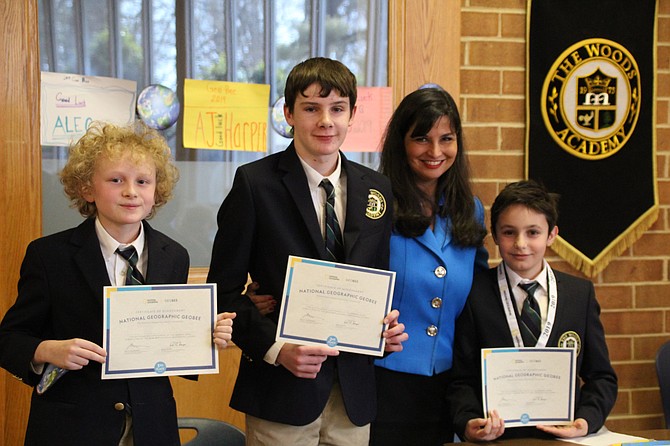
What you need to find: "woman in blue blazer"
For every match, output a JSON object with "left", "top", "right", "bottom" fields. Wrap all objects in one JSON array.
[{"left": 370, "top": 88, "right": 489, "bottom": 446}]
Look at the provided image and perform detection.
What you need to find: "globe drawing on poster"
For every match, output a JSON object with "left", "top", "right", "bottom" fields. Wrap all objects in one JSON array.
[{"left": 136, "top": 84, "right": 180, "bottom": 130}]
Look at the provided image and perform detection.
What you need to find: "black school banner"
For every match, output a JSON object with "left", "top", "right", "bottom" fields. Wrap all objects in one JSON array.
[{"left": 527, "top": 0, "right": 658, "bottom": 277}]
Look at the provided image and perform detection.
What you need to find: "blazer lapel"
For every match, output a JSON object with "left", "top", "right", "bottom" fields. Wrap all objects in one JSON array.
[
  {"left": 341, "top": 156, "right": 369, "bottom": 259},
  {"left": 144, "top": 221, "right": 167, "bottom": 283},
  {"left": 279, "top": 144, "right": 327, "bottom": 258},
  {"left": 413, "top": 227, "right": 452, "bottom": 262},
  {"left": 71, "top": 219, "right": 110, "bottom": 304},
  {"left": 490, "top": 270, "right": 518, "bottom": 346}
]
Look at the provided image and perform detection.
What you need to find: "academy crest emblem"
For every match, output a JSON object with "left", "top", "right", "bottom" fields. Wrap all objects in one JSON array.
[
  {"left": 576, "top": 68, "right": 616, "bottom": 131},
  {"left": 527, "top": 1, "right": 657, "bottom": 276},
  {"left": 541, "top": 38, "right": 640, "bottom": 160}
]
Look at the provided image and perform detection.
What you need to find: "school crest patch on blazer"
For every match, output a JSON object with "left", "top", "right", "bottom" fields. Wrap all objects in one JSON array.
[
  {"left": 366, "top": 189, "right": 386, "bottom": 219},
  {"left": 558, "top": 330, "right": 582, "bottom": 356}
]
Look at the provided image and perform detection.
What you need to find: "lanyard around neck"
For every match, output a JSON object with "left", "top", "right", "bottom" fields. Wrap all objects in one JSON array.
[{"left": 496, "top": 261, "right": 557, "bottom": 348}]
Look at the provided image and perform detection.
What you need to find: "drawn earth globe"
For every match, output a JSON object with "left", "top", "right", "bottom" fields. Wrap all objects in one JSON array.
[{"left": 136, "top": 84, "right": 180, "bottom": 130}]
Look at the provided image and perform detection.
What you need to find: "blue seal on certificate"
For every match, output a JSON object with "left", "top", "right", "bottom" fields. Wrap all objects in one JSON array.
[
  {"left": 154, "top": 361, "right": 167, "bottom": 374},
  {"left": 520, "top": 413, "right": 530, "bottom": 424},
  {"left": 326, "top": 336, "right": 338, "bottom": 347}
]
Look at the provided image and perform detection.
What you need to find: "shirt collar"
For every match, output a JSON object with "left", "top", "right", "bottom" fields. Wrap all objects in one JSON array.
[
  {"left": 504, "top": 261, "right": 548, "bottom": 294},
  {"left": 95, "top": 217, "right": 146, "bottom": 260},
  {"left": 297, "top": 152, "right": 343, "bottom": 189}
]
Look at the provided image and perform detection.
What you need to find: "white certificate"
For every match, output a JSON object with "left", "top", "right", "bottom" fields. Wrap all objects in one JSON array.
[
  {"left": 276, "top": 256, "right": 395, "bottom": 356},
  {"left": 482, "top": 347, "right": 576, "bottom": 427},
  {"left": 102, "top": 284, "right": 218, "bottom": 379}
]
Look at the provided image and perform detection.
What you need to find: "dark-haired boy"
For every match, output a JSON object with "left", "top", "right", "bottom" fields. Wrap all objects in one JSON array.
[
  {"left": 448, "top": 180, "right": 617, "bottom": 442},
  {"left": 207, "top": 57, "right": 407, "bottom": 445}
]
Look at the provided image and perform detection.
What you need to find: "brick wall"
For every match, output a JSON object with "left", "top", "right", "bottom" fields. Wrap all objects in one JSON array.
[{"left": 460, "top": 0, "right": 670, "bottom": 432}]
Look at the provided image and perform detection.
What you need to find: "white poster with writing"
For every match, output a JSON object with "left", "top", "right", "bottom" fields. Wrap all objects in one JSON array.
[{"left": 40, "top": 72, "right": 137, "bottom": 146}]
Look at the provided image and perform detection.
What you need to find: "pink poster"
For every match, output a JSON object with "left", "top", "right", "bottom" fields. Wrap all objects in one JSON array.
[{"left": 341, "top": 87, "right": 392, "bottom": 152}]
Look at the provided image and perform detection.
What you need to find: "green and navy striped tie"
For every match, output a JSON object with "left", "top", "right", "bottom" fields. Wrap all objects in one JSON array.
[
  {"left": 519, "top": 281, "right": 541, "bottom": 346},
  {"left": 319, "top": 179, "right": 344, "bottom": 263},
  {"left": 117, "top": 246, "right": 145, "bottom": 285}
]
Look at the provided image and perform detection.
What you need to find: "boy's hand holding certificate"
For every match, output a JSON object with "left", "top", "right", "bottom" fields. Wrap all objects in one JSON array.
[{"left": 276, "top": 256, "right": 395, "bottom": 356}]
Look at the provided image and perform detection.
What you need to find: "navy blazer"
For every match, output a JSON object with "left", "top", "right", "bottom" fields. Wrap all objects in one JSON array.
[
  {"left": 0, "top": 218, "right": 190, "bottom": 445},
  {"left": 448, "top": 266, "right": 617, "bottom": 440},
  {"left": 208, "top": 144, "right": 393, "bottom": 426}
]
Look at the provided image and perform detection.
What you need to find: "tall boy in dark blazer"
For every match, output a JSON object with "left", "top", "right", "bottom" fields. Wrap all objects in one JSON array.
[
  {"left": 208, "top": 57, "right": 407, "bottom": 445},
  {"left": 448, "top": 180, "right": 617, "bottom": 442},
  {"left": 0, "top": 122, "right": 234, "bottom": 445}
]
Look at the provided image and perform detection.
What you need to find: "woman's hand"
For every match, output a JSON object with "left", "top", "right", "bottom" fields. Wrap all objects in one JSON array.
[{"left": 246, "top": 281, "right": 276, "bottom": 315}]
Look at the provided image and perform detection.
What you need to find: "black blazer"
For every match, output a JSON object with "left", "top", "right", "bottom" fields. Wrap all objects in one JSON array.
[
  {"left": 0, "top": 218, "right": 190, "bottom": 445},
  {"left": 448, "top": 266, "right": 618, "bottom": 440},
  {"left": 208, "top": 144, "right": 393, "bottom": 426}
]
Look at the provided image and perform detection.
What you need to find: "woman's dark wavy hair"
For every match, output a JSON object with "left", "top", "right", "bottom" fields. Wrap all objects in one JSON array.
[{"left": 380, "top": 87, "right": 486, "bottom": 247}]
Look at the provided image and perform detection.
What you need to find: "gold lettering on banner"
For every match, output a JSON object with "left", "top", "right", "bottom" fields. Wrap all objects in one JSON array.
[{"left": 541, "top": 38, "right": 640, "bottom": 161}]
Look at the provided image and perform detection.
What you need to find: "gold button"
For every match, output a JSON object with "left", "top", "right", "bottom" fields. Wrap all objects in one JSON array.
[
  {"left": 434, "top": 266, "right": 446, "bottom": 278},
  {"left": 114, "top": 402, "right": 125, "bottom": 411},
  {"left": 426, "top": 325, "right": 438, "bottom": 336},
  {"left": 431, "top": 297, "right": 442, "bottom": 308}
]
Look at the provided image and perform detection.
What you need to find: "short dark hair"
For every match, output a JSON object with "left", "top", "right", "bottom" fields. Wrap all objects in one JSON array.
[
  {"left": 284, "top": 57, "right": 357, "bottom": 114},
  {"left": 490, "top": 180, "right": 560, "bottom": 236}
]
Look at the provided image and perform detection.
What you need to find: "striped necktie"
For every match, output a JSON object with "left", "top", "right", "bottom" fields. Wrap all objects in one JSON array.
[
  {"left": 116, "top": 246, "right": 146, "bottom": 285},
  {"left": 519, "top": 281, "right": 541, "bottom": 346},
  {"left": 319, "top": 179, "right": 344, "bottom": 262}
]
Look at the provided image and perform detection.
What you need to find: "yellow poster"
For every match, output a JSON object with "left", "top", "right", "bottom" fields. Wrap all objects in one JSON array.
[{"left": 183, "top": 79, "right": 270, "bottom": 151}]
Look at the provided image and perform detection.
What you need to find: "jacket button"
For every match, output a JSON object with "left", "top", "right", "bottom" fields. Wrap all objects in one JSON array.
[
  {"left": 434, "top": 266, "right": 446, "bottom": 278},
  {"left": 114, "top": 402, "right": 125, "bottom": 411},
  {"left": 426, "top": 325, "right": 438, "bottom": 336},
  {"left": 431, "top": 297, "right": 442, "bottom": 308}
]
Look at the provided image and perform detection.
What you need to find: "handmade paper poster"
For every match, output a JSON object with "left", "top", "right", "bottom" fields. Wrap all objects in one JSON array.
[
  {"left": 341, "top": 86, "right": 393, "bottom": 152},
  {"left": 183, "top": 79, "right": 270, "bottom": 151},
  {"left": 40, "top": 72, "right": 136, "bottom": 146}
]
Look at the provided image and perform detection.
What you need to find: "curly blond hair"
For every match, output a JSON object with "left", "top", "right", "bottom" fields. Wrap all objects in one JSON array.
[{"left": 59, "top": 121, "right": 179, "bottom": 219}]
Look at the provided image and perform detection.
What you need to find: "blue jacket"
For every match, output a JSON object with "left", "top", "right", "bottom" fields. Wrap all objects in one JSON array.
[{"left": 375, "top": 198, "right": 488, "bottom": 376}]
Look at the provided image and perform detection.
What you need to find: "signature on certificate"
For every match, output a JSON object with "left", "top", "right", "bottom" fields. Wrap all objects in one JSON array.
[
  {"left": 125, "top": 343, "right": 149, "bottom": 354},
  {"left": 300, "top": 313, "right": 325, "bottom": 324}
]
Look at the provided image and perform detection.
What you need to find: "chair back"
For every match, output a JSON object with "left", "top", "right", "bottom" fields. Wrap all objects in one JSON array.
[
  {"left": 656, "top": 340, "right": 670, "bottom": 428},
  {"left": 179, "top": 417, "right": 245, "bottom": 446}
]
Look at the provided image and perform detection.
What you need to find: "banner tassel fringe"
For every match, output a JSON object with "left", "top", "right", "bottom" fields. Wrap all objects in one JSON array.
[{"left": 551, "top": 207, "right": 659, "bottom": 278}]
